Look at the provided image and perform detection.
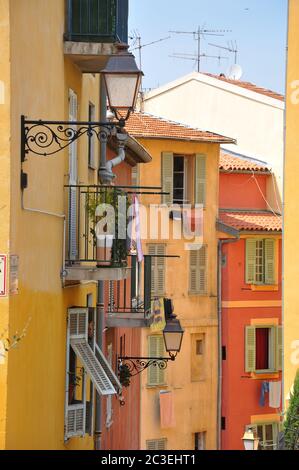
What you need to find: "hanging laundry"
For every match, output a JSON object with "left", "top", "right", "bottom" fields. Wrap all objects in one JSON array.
[
  {"left": 269, "top": 381, "right": 281, "bottom": 408},
  {"left": 259, "top": 381, "right": 269, "bottom": 407},
  {"left": 160, "top": 391, "right": 176, "bottom": 429}
]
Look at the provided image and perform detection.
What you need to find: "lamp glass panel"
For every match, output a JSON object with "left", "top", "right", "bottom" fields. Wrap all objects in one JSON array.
[
  {"left": 105, "top": 74, "right": 139, "bottom": 109},
  {"left": 164, "top": 331, "right": 182, "bottom": 352}
]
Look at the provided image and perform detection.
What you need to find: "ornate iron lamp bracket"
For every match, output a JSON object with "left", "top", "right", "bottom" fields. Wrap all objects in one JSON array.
[
  {"left": 21, "top": 115, "right": 125, "bottom": 162},
  {"left": 118, "top": 354, "right": 176, "bottom": 377}
]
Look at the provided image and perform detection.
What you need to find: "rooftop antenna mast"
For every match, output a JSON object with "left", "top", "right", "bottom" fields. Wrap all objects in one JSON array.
[
  {"left": 208, "top": 41, "right": 238, "bottom": 64},
  {"left": 169, "top": 25, "right": 232, "bottom": 72}
]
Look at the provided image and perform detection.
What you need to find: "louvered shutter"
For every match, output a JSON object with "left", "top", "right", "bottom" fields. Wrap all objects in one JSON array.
[
  {"left": 68, "top": 308, "right": 88, "bottom": 340},
  {"left": 246, "top": 239, "right": 256, "bottom": 284},
  {"left": 276, "top": 326, "right": 283, "bottom": 371},
  {"left": 71, "top": 340, "right": 116, "bottom": 396},
  {"left": 162, "top": 152, "right": 173, "bottom": 204},
  {"left": 95, "top": 343, "right": 122, "bottom": 393},
  {"left": 195, "top": 154, "right": 206, "bottom": 206},
  {"left": 146, "top": 439, "right": 167, "bottom": 450},
  {"left": 66, "top": 404, "right": 85, "bottom": 438},
  {"left": 189, "top": 247, "right": 207, "bottom": 295},
  {"left": 148, "top": 244, "right": 165, "bottom": 297},
  {"left": 148, "top": 336, "right": 166, "bottom": 386},
  {"left": 132, "top": 165, "right": 139, "bottom": 187},
  {"left": 69, "top": 89, "right": 78, "bottom": 260},
  {"left": 245, "top": 326, "right": 256, "bottom": 372},
  {"left": 265, "top": 239, "right": 276, "bottom": 284}
]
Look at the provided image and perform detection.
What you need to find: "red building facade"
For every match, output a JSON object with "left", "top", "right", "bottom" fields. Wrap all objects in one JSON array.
[{"left": 218, "top": 153, "right": 282, "bottom": 450}]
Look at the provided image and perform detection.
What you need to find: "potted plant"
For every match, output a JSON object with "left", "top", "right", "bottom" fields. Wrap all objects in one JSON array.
[{"left": 119, "top": 363, "right": 132, "bottom": 388}]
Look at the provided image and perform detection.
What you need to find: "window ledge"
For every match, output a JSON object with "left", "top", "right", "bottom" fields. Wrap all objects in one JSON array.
[
  {"left": 146, "top": 384, "right": 168, "bottom": 390},
  {"left": 251, "top": 372, "right": 280, "bottom": 380},
  {"left": 251, "top": 285, "right": 278, "bottom": 292}
]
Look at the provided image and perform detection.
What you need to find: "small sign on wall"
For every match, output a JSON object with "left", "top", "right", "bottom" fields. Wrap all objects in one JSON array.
[
  {"left": 9, "top": 255, "right": 19, "bottom": 295},
  {"left": 0, "top": 254, "right": 7, "bottom": 297}
]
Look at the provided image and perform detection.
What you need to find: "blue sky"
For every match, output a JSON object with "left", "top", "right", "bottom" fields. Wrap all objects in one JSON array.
[{"left": 129, "top": 0, "right": 288, "bottom": 93}]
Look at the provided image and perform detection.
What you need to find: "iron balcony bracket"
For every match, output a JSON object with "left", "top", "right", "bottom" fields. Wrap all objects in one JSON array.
[{"left": 118, "top": 354, "right": 177, "bottom": 377}]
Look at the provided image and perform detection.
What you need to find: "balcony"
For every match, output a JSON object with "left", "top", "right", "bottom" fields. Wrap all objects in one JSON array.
[
  {"left": 106, "top": 256, "right": 154, "bottom": 328},
  {"left": 64, "top": 0, "right": 129, "bottom": 73},
  {"left": 64, "top": 185, "right": 130, "bottom": 282}
]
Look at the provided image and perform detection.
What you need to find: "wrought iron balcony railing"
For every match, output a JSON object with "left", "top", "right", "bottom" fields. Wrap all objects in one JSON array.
[
  {"left": 65, "top": 185, "right": 129, "bottom": 268},
  {"left": 65, "top": 0, "right": 128, "bottom": 44},
  {"left": 107, "top": 255, "right": 153, "bottom": 326}
]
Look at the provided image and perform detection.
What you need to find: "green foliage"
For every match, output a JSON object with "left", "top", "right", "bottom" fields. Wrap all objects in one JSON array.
[
  {"left": 119, "top": 364, "right": 131, "bottom": 388},
  {"left": 284, "top": 369, "right": 299, "bottom": 450}
]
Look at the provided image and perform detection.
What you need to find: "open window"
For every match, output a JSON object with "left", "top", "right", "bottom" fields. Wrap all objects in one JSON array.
[
  {"left": 64, "top": 308, "right": 121, "bottom": 440},
  {"left": 245, "top": 325, "right": 283, "bottom": 373}
]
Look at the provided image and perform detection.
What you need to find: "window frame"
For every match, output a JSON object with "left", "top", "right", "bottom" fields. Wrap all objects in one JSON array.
[
  {"left": 246, "top": 423, "right": 279, "bottom": 450},
  {"left": 245, "top": 238, "right": 276, "bottom": 286},
  {"left": 245, "top": 324, "right": 282, "bottom": 374}
]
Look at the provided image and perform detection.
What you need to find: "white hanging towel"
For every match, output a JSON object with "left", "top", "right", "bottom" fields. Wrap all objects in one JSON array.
[{"left": 269, "top": 381, "right": 281, "bottom": 408}]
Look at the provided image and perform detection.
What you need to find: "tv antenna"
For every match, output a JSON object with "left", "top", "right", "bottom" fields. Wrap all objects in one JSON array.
[
  {"left": 208, "top": 41, "right": 238, "bottom": 64},
  {"left": 170, "top": 51, "right": 228, "bottom": 68},
  {"left": 129, "top": 32, "right": 171, "bottom": 71},
  {"left": 169, "top": 25, "right": 232, "bottom": 72}
]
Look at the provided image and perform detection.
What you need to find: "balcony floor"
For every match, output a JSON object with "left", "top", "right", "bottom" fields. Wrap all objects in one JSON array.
[
  {"left": 64, "top": 265, "right": 130, "bottom": 282},
  {"left": 64, "top": 41, "right": 120, "bottom": 73},
  {"left": 106, "top": 313, "right": 153, "bottom": 328}
]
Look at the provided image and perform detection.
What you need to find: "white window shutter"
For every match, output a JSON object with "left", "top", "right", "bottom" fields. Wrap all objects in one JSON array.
[
  {"left": 66, "top": 404, "right": 85, "bottom": 439},
  {"left": 162, "top": 152, "right": 173, "bottom": 204},
  {"left": 195, "top": 154, "right": 206, "bottom": 206},
  {"left": 68, "top": 308, "right": 88, "bottom": 340}
]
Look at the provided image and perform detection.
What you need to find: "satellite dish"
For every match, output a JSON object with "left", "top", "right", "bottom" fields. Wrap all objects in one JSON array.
[{"left": 227, "top": 64, "right": 243, "bottom": 80}]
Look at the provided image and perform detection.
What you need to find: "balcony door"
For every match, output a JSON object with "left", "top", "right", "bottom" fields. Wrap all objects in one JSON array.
[{"left": 69, "top": 89, "right": 78, "bottom": 260}]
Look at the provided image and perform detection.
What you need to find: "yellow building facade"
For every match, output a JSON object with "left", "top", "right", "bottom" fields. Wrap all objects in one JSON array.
[
  {"left": 0, "top": 0, "right": 130, "bottom": 450},
  {"left": 284, "top": 0, "right": 299, "bottom": 408},
  {"left": 125, "top": 113, "right": 235, "bottom": 450}
]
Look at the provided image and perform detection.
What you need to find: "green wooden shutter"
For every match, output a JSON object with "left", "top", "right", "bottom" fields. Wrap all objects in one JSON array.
[
  {"left": 245, "top": 326, "right": 256, "bottom": 372},
  {"left": 195, "top": 154, "right": 206, "bottom": 206},
  {"left": 265, "top": 239, "right": 276, "bottom": 284},
  {"left": 246, "top": 239, "right": 257, "bottom": 284},
  {"left": 276, "top": 326, "right": 283, "bottom": 371},
  {"left": 148, "top": 244, "right": 157, "bottom": 295},
  {"left": 148, "top": 244, "right": 165, "bottom": 297},
  {"left": 162, "top": 152, "right": 173, "bottom": 204},
  {"left": 189, "top": 247, "right": 207, "bottom": 295},
  {"left": 146, "top": 439, "right": 167, "bottom": 450},
  {"left": 148, "top": 336, "right": 165, "bottom": 386}
]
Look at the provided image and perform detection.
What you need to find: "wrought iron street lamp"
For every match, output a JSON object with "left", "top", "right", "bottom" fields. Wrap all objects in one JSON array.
[
  {"left": 242, "top": 428, "right": 259, "bottom": 450},
  {"left": 102, "top": 50, "right": 143, "bottom": 122},
  {"left": 20, "top": 51, "right": 143, "bottom": 187},
  {"left": 118, "top": 319, "right": 185, "bottom": 379}
]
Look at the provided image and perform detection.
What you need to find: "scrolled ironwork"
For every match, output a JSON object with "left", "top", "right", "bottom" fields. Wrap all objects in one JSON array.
[
  {"left": 118, "top": 356, "right": 173, "bottom": 377},
  {"left": 21, "top": 116, "right": 122, "bottom": 160}
]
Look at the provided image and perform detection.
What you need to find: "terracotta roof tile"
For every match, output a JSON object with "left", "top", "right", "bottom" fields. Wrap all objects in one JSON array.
[
  {"left": 219, "top": 152, "right": 270, "bottom": 172},
  {"left": 124, "top": 112, "right": 236, "bottom": 144},
  {"left": 219, "top": 211, "right": 282, "bottom": 232},
  {"left": 204, "top": 73, "right": 284, "bottom": 102}
]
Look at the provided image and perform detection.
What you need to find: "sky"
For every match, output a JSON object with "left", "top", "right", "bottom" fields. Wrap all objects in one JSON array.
[{"left": 128, "top": 0, "right": 288, "bottom": 94}]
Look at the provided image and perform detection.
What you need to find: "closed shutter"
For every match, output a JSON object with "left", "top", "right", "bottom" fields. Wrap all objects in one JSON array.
[
  {"left": 276, "top": 325, "right": 283, "bottom": 371},
  {"left": 246, "top": 239, "right": 256, "bottom": 284},
  {"left": 148, "top": 244, "right": 165, "bottom": 297},
  {"left": 148, "top": 336, "right": 166, "bottom": 386},
  {"left": 146, "top": 439, "right": 167, "bottom": 450},
  {"left": 66, "top": 404, "right": 85, "bottom": 438},
  {"left": 68, "top": 308, "right": 88, "bottom": 340},
  {"left": 189, "top": 246, "right": 207, "bottom": 295},
  {"left": 265, "top": 239, "right": 276, "bottom": 284},
  {"left": 132, "top": 165, "right": 139, "bottom": 187},
  {"left": 162, "top": 152, "right": 173, "bottom": 204},
  {"left": 69, "top": 89, "right": 78, "bottom": 260},
  {"left": 195, "top": 154, "right": 206, "bottom": 206},
  {"left": 245, "top": 326, "right": 256, "bottom": 372}
]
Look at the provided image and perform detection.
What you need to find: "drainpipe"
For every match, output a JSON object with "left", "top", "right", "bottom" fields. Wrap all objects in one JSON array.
[
  {"left": 94, "top": 77, "right": 108, "bottom": 451},
  {"left": 217, "top": 237, "right": 239, "bottom": 450}
]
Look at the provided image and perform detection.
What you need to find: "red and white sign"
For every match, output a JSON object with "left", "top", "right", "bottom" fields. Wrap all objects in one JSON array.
[{"left": 0, "top": 254, "right": 7, "bottom": 297}]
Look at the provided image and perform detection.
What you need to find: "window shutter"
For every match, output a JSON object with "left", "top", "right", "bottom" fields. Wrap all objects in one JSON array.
[
  {"left": 246, "top": 239, "right": 256, "bottom": 284},
  {"left": 66, "top": 405, "right": 85, "bottom": 439},
  {"left": 265, "top": 239, "right": 276, "bottom": 284},
  {"left": 189, "top": 247, "right": 207, "bottom": 295},
  {"left": 146, "top": 439, "right": 167, "bottom": 450},
  {"left": 132, "top": 165, "right": 139, "bottom": 187},
  {"left": 148, "top": 244, "right": 165, "bottom": 297},
  {"left": 195, "top": 154, "right": 206, "bottom": 206},
  {"left": 276, "top": 326, "right": 283, "bottom": 371},
  {"left": 148, "top": 336, "right": 165, "bottom": 386},
  {"left": 245, "top": 326, "right": 256, "bottom": 372},
  {"left": 162, "top": 152, "right": 173, "bottom": 204},
  {"left": 68, "top": 308, "right": 88, "bottom": 340}
]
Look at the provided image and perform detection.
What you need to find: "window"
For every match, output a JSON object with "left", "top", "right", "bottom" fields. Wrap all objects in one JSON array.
[
  {"left": 246, "top": 239, "right": 276, "bottom": 285},
  {"left": 148, "top": 244, "right": 166, "bottom": 297},
  {"left": 245, "top": 325, "right": 283, "bottom": 373},
  {"left": 148, "top": 336, "right": 166, "bottom": 386},
  {"left": 146, "top": 439, "right": 167, "bottom": 450},
  {"left": 246, "top": 423, "right": 279, "bottom": 450},
  {"left": 191, "top": 334, "right": 205, "bottom": 381},
  {"left": 162, "top": 152, "right": 206, "bottom": 206},
  {"left": 195, "top": 432, "right": 206, "bottom": 450},
  {"left": 189, "top": 246, "right": 207, "bottom": 295},
  {"left": 88, "top": 102, "right": 96, "bottom": 169}
]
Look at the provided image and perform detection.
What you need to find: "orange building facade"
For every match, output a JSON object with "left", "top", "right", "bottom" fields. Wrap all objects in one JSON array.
[{"left": 218, "top": 153, "right": 282, "bottom": 450}]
